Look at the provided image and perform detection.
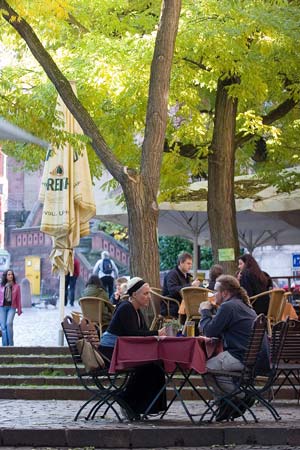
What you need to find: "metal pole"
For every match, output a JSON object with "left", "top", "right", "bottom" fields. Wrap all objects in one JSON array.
[{"left": 58, "top": 270, "right": 65, "bottom": 346}]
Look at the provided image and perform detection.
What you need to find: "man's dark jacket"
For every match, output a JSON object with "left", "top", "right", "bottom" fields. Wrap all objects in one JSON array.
[{"left": 161, "top": 266, "right": 192, "bottom": 316}]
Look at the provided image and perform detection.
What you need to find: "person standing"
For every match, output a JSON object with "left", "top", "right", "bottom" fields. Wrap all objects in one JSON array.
[
  {"left": 65, "top": 257, "right": 80, "bottom": 306},
  {"left": 93, "top": 251, "right": 119, "bottom": 299},
  {"left": 0, "top": 269, "right": 22, "bottom": 346},
  {"left": 162, "top": 251, "right": 200, "bottom": 317},
  {"left": 238, "top": 254, "right": 273, "bottom": 315}
]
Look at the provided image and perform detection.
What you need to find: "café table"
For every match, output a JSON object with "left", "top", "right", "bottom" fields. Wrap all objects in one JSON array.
[{"left": 109, "top": 335, "right": 221, "bottom": 423}]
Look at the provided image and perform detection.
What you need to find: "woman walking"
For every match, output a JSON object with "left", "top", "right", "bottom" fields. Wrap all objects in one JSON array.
[{"left": 0, "top": 269, "right": 22, "bottom": 346}]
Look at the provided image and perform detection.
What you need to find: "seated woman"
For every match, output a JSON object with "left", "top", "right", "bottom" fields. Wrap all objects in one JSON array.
[
  {"left": 207, "top": 264, "right": 223, "bottom": 291},
  {"left": 238, "top": 254, "right": 273, "bottom": 315},
  {"left": 99, "top": 277, "right": 166, "bottom": 419},
  {"left": 81, "top": 275, "right": 112, "bottom": 323}
]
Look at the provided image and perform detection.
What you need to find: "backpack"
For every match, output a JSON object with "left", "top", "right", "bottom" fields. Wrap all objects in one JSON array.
[{"left": 102, "top": 258, "right": 113, "bottom": 275}]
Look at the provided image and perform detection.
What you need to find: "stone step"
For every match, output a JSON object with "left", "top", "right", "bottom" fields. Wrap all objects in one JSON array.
[
  {"left": 0, "top": 347, "right": 298, "bottom": 402},
  {"left": 0, "top": 375, "right": 80, "bottom": 386},
  {"left": 0, "top": 386, "right": 88, "bottom": 400},
  {"left": 0, "top": 347, "right": 69, "bottom": 355},
  {"left": 0, "top": 365, "right": 75, "bottom": 376},
  {"left": 0, "top": 355, "right": 72, "bottom": 364},
  {"left": 0, "top": 383, "right": 296, "bottom": 401}
]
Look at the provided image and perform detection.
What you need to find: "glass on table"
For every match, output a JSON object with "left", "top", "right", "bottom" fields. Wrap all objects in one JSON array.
[{"left": 186, "top": 321, "right": 195, "bottom": 337}]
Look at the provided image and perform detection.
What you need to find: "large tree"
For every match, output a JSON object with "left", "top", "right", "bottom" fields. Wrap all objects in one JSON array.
[
  {"left": 0, "top": 0, "right": 181, "bottom": 286},
  {"left": 1, "top": 0, "right": 300, "bottom": 279},
  {"left": 160, "top": 0, "right": 300, "bottom": 272}
]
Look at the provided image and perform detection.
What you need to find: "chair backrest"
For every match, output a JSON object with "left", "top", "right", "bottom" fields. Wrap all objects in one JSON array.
[
  {"left": 271, "top": 320, "right": 288, "bottom": 367},
  {"left": 61, "top": 315, "right": 83, "bottom": 367},
  {"left": 80, "top": 317, "right": 100, "bottom": 348},
  {"left": 267, "top": 289, "right": 286, "bottom": 324},
  {"left": 79, "top": 296, "right": 115, "bottom": 335},
  {"left": 150, "top": 287, "right": 162, "bottom": 317},
  {"left": 79, "top": 296, "right": 102, "bottom": 324},
  {"left": 181, "top": 287, "right": 211, "bottom": 317},
  {"left": 242, "top": 314, "right": 268, "bottom": 374},
  {"left": 149, "top": 287, "right": 179, "bottom": 317},
  {"left": 277, "top": 319, "right": 300, "bottom": 362}
]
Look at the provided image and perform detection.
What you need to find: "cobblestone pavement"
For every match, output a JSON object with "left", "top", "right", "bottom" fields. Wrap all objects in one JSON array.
[
  {"left": 0, "top": 398, "right": 298, "bottom": 429},
  {"left": 1, "top": 447, "right": 299, "bottom": 450}
]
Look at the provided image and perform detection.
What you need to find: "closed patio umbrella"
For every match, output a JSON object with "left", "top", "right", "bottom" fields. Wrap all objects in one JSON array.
[{"left": 39, "top": 82, "right": 95, "bottom": 344}]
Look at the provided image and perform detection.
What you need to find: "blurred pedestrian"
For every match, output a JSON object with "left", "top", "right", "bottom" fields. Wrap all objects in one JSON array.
[
  {"left": 65, "top": 257, "right": 80, "bottom": 306},
  {"left": 93, "top": 251, "right": 119, "bottom": 299},
  {"left": 0, "top": 269, "right": 22, "bottom": 346}
]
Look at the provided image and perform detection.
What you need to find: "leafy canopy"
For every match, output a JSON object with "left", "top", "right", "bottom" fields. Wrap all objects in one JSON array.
[{"left": 0, "top": 0, "right": 299, "bottom": 192}]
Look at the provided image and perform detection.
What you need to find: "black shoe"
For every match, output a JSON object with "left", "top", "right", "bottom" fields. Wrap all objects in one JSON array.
[
  {"left": 229, "top": 400, "right": 246, "bottom": 419},
  {"left": 230, "top": 395, "right": 255, "bottom": 419},
  {"left": 215, "top": 401, "right": 234, "bottom": 422},
  {"left": 120, "top": 407, "right": 140, "bottom": 421}
]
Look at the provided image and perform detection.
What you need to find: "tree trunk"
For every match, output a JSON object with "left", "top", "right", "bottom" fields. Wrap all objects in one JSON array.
[
  {"left": 207, "top": 77, "right": 240, "bottom": 274},
  {"left": 123, "top": 178, "right": 160, "bottom": 288}
]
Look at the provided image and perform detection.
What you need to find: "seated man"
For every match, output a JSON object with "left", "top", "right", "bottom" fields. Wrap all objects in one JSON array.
[
  {"left": 199, "top": 274, "right": 269, "bottom": 421},
  {"left": 162, "top": 251, "right": 200, "bottom": 317}
]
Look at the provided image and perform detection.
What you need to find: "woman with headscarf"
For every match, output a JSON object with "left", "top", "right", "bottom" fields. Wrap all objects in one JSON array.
[
  {"left": 0, "top": 269, "right": 22, "bottom": 346},
  {"left": 238, "top": 254, "right": 273, "bottom": 315},
  {"left": 99, "top": 277, "right": 166, "bottom": 419}
]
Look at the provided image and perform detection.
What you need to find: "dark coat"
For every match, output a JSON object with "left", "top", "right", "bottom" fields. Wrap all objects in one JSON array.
[
  {"left": 240, "top": 269, "right": 273, "bottom": 315},
  {"left": 162, "top": 266, "right": 193, "bottom": 316}
]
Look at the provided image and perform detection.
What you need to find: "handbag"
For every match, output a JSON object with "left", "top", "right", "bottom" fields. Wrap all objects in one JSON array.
[{"left": 77, "top": 338, "right": 105, "bottom": 373}]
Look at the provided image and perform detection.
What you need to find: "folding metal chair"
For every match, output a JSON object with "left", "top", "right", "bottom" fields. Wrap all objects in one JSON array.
[
  {"left": 62, "top": 316, "right": 133, "bottom": 421},
  {"left": 200, "top": 314, "right": 286, "bottom": 423},
  {"left": 272, "top": 319, "right": 300, "bottom": 402}
]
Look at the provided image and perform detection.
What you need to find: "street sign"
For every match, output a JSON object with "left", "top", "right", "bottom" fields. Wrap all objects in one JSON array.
[{"left": 292, "top": 254, "right": 300, "bottom": 269}]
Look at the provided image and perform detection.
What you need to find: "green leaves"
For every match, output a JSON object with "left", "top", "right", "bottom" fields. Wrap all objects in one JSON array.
[{"left": 1, "top": 0, "right": 300, "bottom": 193}]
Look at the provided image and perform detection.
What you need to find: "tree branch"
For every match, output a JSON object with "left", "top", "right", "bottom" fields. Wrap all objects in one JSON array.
[
  {"left": 67, "top": 13, "right": 89, "bottom": 33},
  {"left": 0, "top": 0, "right": 124, "bottom": 181},
  {"left": 235, "top": 97, "right": 298, "bottom": 148},
  {"left": 182, "top": 56, "right": 211, "bottom": 71}
]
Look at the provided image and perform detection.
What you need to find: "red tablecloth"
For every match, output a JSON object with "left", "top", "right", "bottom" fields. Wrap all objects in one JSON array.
[{"left": 109, "top": 336, "right": 221, "bottom": 374}]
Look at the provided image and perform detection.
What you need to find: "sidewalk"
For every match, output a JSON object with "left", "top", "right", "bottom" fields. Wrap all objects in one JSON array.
[
  {"left": 14, "top": 303, "right": 81, "bottom": 346},
  {"left": 0, "top": 398, "right": 299, "bottom": 447}
]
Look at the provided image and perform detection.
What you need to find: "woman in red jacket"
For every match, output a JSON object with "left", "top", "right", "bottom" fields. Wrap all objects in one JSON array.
[{"left": 0, "top": 269, "right": 22, "bottom": 346}]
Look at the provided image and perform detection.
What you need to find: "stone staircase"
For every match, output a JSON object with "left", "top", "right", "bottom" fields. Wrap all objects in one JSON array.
[
  {"left": 0, "top": 346, "right": 297, "bottom": 401},
  {"left": 0, "top": 347, "right": 86, "bottom": 400}
]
